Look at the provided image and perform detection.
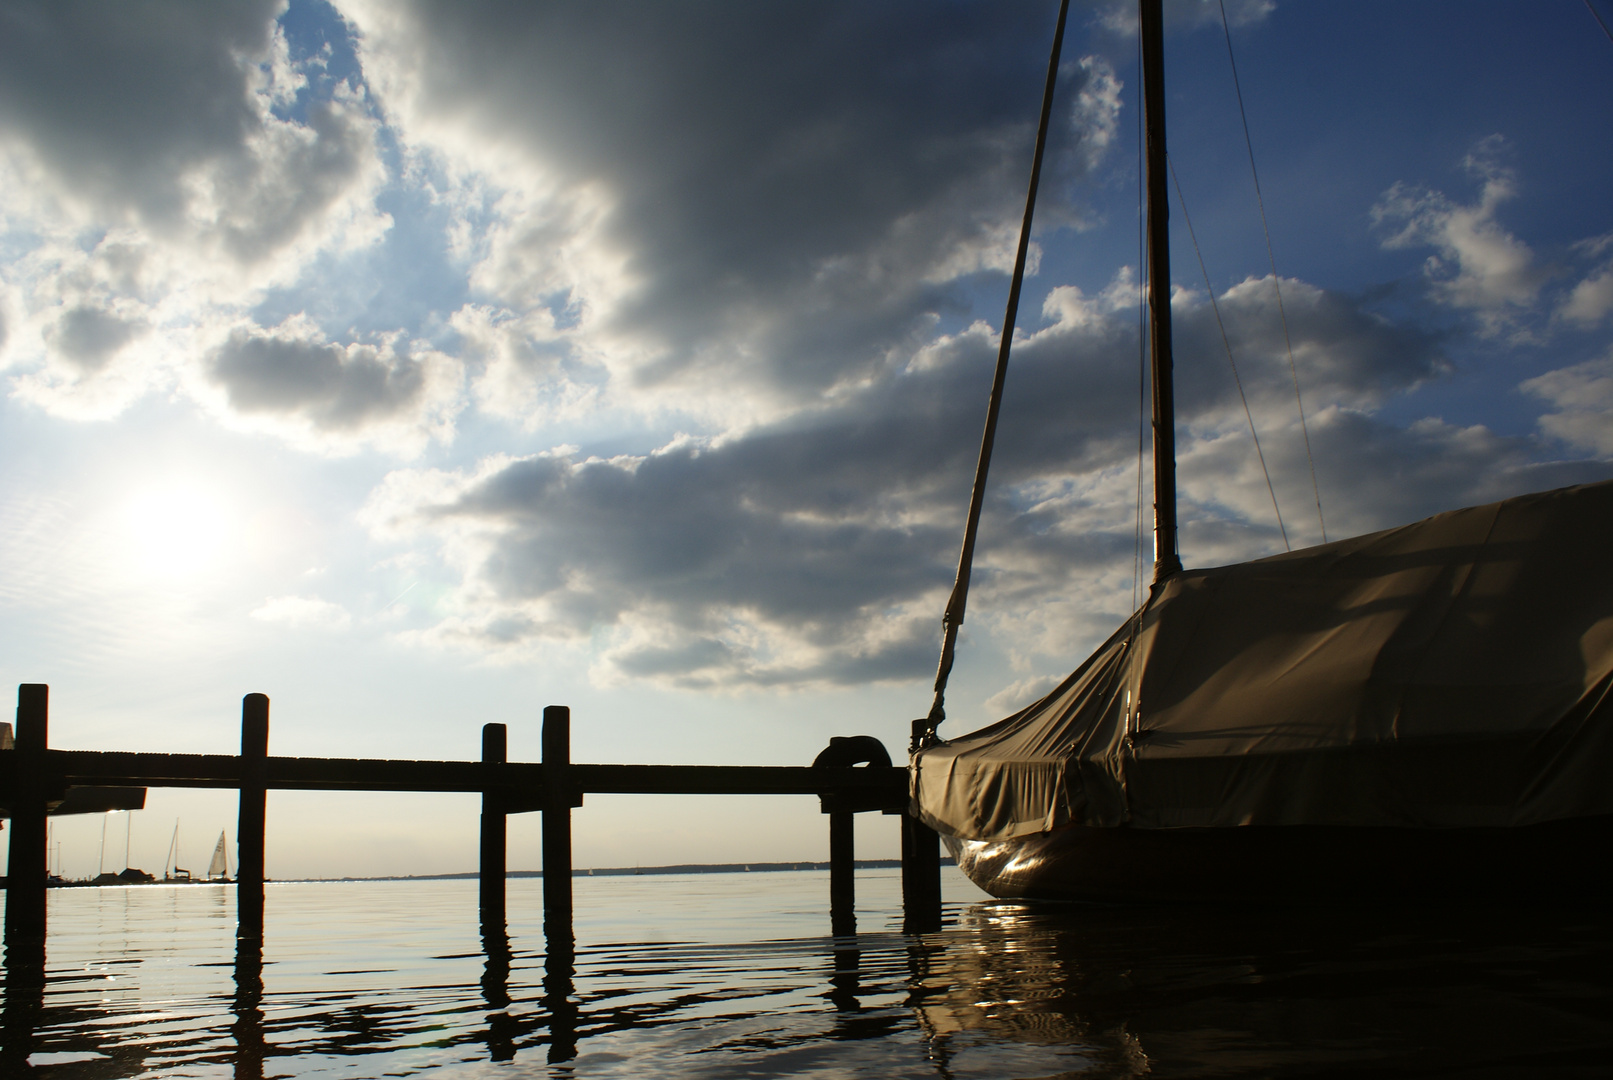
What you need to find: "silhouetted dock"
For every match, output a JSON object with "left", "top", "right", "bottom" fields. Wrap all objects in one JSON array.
[{"left": 0, "top": 684, "right": 944, "bottom": 955}]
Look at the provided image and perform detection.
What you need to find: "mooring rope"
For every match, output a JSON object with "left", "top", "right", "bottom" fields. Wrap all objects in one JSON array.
[
  {"left": 1169, "top": 157, "right": 1290, "bottom": 551},
  {"left": 1217, "top": 0, "right": 1327, "bottom": 543},
  {"left": 917, "top": 0, "right": 1071, "bottom": 751}
]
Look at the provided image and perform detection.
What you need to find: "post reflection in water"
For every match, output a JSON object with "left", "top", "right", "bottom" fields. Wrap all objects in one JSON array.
[
  {"left": 479, "top": 918, "right": 517, "bottom": 1062},
  {"left": 0, "top": 876, "right": 1608, "bottom": 1078},
  {"left": 1, "top": 936, "right": 46, "bottom": 1077},
  {"left": 231, "top": 936, "right": 266, "bottom": 1080},
  {"left": 542, "top": 915, "right": 580, "bottom": 1065}
]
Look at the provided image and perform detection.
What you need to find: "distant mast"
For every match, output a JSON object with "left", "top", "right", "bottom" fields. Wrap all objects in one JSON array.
[{"left": 1141, "top": 0, "right": 1181, "bottom": 581}]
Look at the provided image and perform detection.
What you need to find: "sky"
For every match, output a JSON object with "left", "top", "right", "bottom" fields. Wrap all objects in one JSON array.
[{"left": 3, "top": 0, "right": 1612, "bottom": 880}]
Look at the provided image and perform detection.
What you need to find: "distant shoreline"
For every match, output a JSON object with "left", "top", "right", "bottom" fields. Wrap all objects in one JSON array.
[
  {"left": 285, "top": 858, "right": 957, "bottom": 884},
  {"left": 6, "top": 858, "right": 955, "bottom": 889}
]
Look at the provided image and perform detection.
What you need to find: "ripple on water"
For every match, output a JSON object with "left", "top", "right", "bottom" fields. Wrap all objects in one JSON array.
[{"left": 2, "top": 872, "right": 1610, "bottom": 1077}]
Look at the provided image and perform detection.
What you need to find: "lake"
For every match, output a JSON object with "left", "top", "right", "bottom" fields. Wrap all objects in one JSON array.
[{"left": 2, "top": 870, "right": 1611, "bottom": 1077}]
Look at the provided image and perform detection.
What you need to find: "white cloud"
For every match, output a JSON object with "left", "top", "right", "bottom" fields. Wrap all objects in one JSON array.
[
  {"left": 1372, "top": 136, "right": 1545, "bottom": 332},
  {"left": 984, "top": 674, "right": 1064, "bottom": 716},
  {"left": 1559, "top": 237, "right": 1613, "bottom": 327},
  {"left": 1523, "top": 355, "right": 1613, "bottom": 456},
  {"left": 250, "top": 594, "right": 353, "bottom": 631}
]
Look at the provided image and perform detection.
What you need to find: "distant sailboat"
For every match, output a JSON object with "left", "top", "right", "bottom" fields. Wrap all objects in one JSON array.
[
  {"left": 164, "top": 819, "right": 191, "bottom": 882},
  {"left": 206, "top": 830, "right": 230, "bottom": 882}
]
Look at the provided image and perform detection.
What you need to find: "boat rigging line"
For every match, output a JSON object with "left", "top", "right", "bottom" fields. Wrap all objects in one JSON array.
[
  {"left": 1587, "top": 0, "right": 1613, "bottom": 47},
  {"left": 1169, "top": 155, "right": 1290, "bottom": 551},
  {"left": 1217, "top": 0, "right": 1327, "bottom": 542},
  {"left": 1132, "top": 21, "right": 1149, "bottom": 616},
  {"left": 918, "top": 0, "right": 1071, "bottom": 751}
]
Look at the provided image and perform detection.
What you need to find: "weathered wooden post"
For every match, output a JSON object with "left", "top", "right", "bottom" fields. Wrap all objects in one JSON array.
[
  {"left": 814, "top": 736, "right": 893, "bottom": 938},
  {"left": 900, "top": 815, "right": 942, "bottom": 934},
  {"left": 4, "top": 684, "right": 50, "bottom": 946},
  {"left": 540, "top": 704, "right": 578, "bottom": 1063},
  {"left": 828, "top": 810, "right": 856, "bottom": 936},
  {"left": 542, "top": 705, "right": 572, "bottom": 924},
  {"left": 237, "top": 694, "right": 269, "bottom": 942},
  {"left": 480, "top": 722, "right": 507, "bottom": 930}
]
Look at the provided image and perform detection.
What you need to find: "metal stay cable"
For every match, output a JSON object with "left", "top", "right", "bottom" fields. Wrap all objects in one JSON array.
[
  {"left": 918, "top": 0, "right": 1071, "bottom": 751},
  {"left": 1587, "top": 0, "right": 1613, "bottom": 47},
  {"left": 1169, "top": 156, "right": 1290, "bottom": 550},
  {"left": 1132, "top": 27, "right": 1149, "bottom": 618},
  {"left": 1218, "top": 0, "right": 1327, "bottom": 542}
]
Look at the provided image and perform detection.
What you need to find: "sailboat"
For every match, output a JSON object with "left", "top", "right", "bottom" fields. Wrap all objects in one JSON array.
[
  {"left": 908, "top": 0, "right": 1613, "bottom": 903},
  {"left": 206, "top": 830, "right": 231, "bottom": 882},
  {"left": 163, "top": 819, "right": 192, "bottom": 882}
]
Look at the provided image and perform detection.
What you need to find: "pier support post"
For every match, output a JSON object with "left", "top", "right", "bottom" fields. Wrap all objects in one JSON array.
[
  {"left": 480, "top": 723, "right": 507, "bottom": 931},
  {"left": 4, "top": 684, "right": 50, "bottom": 946},
  {"left": 542, "top": 705, "right": 573, "bottom": 925},
  {"left": 829, "top": 810, "right": 856, "bottom": 936},
  {"left": 237, "top": 694, "right": 268, "bottom": 942},
  {"left": 901, "top": 814, "right": 942, "bottom": 935}
]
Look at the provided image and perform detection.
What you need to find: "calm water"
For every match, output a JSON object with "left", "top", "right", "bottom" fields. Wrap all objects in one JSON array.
[{"left": 2, "top": 871, "right": 1611, "bottom": 1078}]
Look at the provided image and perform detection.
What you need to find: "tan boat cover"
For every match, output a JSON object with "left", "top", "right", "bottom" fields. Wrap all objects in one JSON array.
[{"left": 912, "top": 481, "right": 1613, "bottom": 839}]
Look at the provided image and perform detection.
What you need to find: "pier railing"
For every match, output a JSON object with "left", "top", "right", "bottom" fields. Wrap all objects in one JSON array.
[{"left": 0, "top": 684, "right": 945, "bottom": 951}]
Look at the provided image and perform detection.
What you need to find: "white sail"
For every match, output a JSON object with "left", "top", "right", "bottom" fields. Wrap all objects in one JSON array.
[{"left": 207, "top": 831, "right": 229, "bottom": 879}]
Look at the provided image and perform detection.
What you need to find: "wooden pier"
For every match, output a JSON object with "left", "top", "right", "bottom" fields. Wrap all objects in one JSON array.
[{"left": 0, "top": 684, "right": 944, "bottom": 952}]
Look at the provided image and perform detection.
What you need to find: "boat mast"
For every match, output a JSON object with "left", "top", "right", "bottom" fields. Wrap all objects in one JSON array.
[{"left": 1141, "top": 0, "right": 1181, "bottom": 582}]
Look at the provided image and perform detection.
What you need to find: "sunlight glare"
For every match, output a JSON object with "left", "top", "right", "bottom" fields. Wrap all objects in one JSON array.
[{"left": 120, "top": 484, "right": 236, "bottom": 580}]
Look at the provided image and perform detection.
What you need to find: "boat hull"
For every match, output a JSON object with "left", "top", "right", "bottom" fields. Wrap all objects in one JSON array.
[{"left": 947, "top": 815, "right": 1613, "bottom": 903}]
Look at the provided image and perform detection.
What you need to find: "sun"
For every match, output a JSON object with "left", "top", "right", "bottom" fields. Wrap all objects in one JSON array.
[{"left": 120, "top": 483, "right": 236, "bottom": 580}]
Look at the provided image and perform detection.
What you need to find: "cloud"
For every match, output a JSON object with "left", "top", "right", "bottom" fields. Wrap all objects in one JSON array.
[
  {"left": 1372, "top": 136, "right": 1546, "bottom": 332},
  {"left": 340, "top": 1, "right": 1129, "bottom": 423},
  {"left": 359, "top": 272, "right": 1469, "bottom": 689},
  {"left": 1560, "top": 266, "right": 1613, "bottom": 326},
  {"left": 202, "top": 317, "right": 462, "bottom": 456},
  {"left": 1557, "top": 235, "right": 1613, "bottom": 327},
  {"left": 0, "top": 1, "right": 391, "bottom": 425},
  {"left": 984, "top": 674, "right": 1064, "bottom": 716},
  {"left": 1523, "top": 355, "right": 1613, "bottom": 456},
  {"left": 44, "top": 304, "right": 148, "bottom": 373},
  {"left": 251, "top": 594, "right": 353, "bottom": 631}
]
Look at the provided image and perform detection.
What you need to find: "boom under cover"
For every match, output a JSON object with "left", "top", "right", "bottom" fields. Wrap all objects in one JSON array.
[{"left": 912, "top": 480, "right": 1613, "bottom": 840}]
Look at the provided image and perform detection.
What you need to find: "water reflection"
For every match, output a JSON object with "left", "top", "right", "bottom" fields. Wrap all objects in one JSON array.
[
  {"left": 2, "top": 936, "right": 45, "bottom": 1075},
  {"left": 0, "top": 879, "right": 1608, "bottom": 1078},
  {"left": 231, "top": 937, "right": 265, "bottom": 1080},
  {"left": 542, "top": 915, "right": 580, "bottom": 1064}
]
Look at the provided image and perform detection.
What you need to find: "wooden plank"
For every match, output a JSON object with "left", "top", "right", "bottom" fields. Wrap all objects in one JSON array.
[{"left": 7, "top": 750, "right": 908, "bottom": 805}]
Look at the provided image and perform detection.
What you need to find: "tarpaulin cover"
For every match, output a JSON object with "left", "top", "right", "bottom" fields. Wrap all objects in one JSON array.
[{"left": 912, "top": 481, "right": 1613, "bottom": 840}]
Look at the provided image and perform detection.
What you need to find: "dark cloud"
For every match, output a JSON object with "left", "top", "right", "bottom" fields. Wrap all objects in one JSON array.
[
  {"left": 348, "top": 0, "right": 1116, "bottom": 400},
  {"left": 375, "top": 277, "right": 1478, "bottom": 686},
  {"left": 0, "top": 1, "right": 277, "bottom": 222},
  {"left": 45, "top": 305, "right": 145, "bottom": 372},
  {"left": 210, "top": 326, "right": 437, "bottom": 432},
  {"left": 0, "top": 0, "right": 377, "bottom": 265}
]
